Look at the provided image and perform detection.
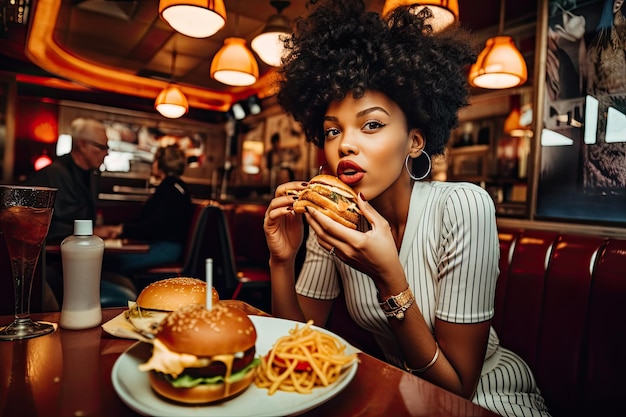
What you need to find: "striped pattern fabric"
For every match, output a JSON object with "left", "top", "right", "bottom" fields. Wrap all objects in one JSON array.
[{"left": 296, "top": 181, "right": 550, "bottom": 417}]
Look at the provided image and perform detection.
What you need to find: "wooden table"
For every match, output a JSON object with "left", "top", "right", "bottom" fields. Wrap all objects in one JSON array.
[{"left": 0, "top": 305, "right": 497, "bottom": 417}]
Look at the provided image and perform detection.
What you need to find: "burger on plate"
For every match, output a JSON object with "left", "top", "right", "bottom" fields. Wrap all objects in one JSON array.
[
  {"left": 292, "top": 174, "right": 362, "bottom": 229},
  {"left": 126, "top": 277, "right": 219, "bottom": 336},
  {"left": 138, "top": 303, "right": 260, "bottom": 404}
]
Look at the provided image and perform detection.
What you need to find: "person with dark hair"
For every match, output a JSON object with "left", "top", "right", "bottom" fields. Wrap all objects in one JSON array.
[
  {"left": 263, "top": 1, "right": 550, "bottom": 416},
  {"left": 97, "top": 144, "right": 192, "bottom": 275}
]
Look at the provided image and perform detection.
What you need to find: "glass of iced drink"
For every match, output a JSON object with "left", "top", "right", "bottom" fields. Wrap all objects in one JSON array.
[{"left": 0, "top": 185, "right": 56, "bottom": 340}]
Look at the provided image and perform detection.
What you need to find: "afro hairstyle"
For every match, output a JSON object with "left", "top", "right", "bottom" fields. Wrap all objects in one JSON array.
[{"left": 277, "top": 0, "right": 478, "bottom": 157}]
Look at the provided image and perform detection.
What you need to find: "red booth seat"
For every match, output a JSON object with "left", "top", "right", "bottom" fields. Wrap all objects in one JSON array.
[
  {"left": 493, "top": 228, "right": 626, "bottom": 417},
  {"left": 326, "top": 226, "right": 626, "bottom": 417}
]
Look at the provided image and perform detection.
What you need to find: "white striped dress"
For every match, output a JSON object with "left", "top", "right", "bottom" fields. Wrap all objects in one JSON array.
[{"left": 295, "top": 181, "right": 551, "bottom": 417}]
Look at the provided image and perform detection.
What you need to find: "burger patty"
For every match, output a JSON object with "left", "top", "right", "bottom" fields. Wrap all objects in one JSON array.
[
  {"left": 184, "top": 346, "right": 256, "bottom": 379},
  {"left": 298, "top": 190, "right": 360, "bottom": 225}
]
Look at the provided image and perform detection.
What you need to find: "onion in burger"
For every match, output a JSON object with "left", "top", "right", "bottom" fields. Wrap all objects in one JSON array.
[
  {"left": 293, "top": 174, "right": 362, "bottom": 229},
  {"left": 126, "top": 277, "right": 219, "bottom": 336},
  {"left": 138, "top": 303, "right": 260, "bottom": 404}
]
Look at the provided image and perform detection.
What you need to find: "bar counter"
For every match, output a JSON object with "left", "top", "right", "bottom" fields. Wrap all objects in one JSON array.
[{"left": 0, "top": 306, "right": 497, "bottom": 417}]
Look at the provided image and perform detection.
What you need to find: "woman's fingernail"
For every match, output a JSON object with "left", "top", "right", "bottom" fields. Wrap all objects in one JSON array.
[
  {"left": 286, "top": 206, "right": 294, "bottom": 211},
  {"left": 359, "top": 192, "right": 367, "bottom": 202}
]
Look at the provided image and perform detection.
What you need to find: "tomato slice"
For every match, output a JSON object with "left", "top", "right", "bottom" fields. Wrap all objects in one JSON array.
[{"left": 268, "top": 354, "right": 311, "bottom": 371}]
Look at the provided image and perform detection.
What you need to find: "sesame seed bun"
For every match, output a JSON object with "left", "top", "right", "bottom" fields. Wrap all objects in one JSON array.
[
  {"left": 127, "top": 277, "right": 219, "bottom": 336},
  {"left": 157, "top": 303, "right": 257, "bottom": 357},
  {"left": 136, "top": 277, "right": 218, "bottom": 311},
  {"left": 146, "top": 304, "right": 258, "bottom": 404}
]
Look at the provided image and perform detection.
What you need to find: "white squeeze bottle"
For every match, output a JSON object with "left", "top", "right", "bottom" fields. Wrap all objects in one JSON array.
[{"left": 60, "top": 219, "right": 104, "bottom": 330}]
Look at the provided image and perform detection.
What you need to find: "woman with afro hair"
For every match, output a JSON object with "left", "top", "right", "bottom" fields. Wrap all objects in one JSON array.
[{"left": 263, "top": 1, "right": 550, "bottom": 416}]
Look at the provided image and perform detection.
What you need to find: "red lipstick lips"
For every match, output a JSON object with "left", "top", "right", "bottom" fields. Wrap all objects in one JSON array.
[{"left": 337, "top": 160, "right": 364, "bottom": 186}]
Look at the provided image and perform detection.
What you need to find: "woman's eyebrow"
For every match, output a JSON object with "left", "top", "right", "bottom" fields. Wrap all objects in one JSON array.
[
  {"left": 357, "top": 107, "right": 390, "bottom": 118},
  {"left": 324, "top": 107, "right": 391, "bottom": 122}
]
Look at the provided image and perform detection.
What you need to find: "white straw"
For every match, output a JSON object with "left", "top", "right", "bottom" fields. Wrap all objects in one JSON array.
[{"left": 205, "top": 258, "right": 213, "bottom": 310}]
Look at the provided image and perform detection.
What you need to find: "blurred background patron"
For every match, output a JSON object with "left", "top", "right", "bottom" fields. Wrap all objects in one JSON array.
[
  {"left": 97, "top": 144, "right": 193, "bottom": 277},
  {"left": 23, "top": 117, "right": 109, "bottom": 242}
]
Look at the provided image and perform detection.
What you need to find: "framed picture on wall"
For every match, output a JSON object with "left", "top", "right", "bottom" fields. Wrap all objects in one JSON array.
[
  {"left": 537, "top": 0, "right": 626, "bottom": 225},
  {"left": 58, "top": 101, "right": 224, "bottom": 180},
  {"left": 264, "top": 113, "right": 313, "bottom": 184}
]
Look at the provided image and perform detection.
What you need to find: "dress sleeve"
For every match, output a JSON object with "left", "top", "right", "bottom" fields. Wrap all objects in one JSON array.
[
  {"left": 435, "top": 184, "right": 499, "bottom": 324},
  {"left": 295, "top": 227, "right": 341, "bottom": 300}
]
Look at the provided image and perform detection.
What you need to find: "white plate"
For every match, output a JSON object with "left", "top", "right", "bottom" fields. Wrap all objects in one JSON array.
[{"left": 111, "top": 315, "right": 359, "bottom": 417}]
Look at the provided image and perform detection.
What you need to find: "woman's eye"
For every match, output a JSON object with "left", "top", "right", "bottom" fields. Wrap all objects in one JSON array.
[
  {"left": 363, "top": 120, "right": 384, "bottom": 130},
  {"left": 324, "top": 127, "right": 340, "bottom": 139}
]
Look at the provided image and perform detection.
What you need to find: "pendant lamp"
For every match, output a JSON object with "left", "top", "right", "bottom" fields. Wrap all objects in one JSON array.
[
  {"left": 251, "top": 1, "right": 291, "bottom": 67},
  {"left": 155, "top": 50, "right": 189, "bottom": 118},
  {"left": 211, "top": 6, "right": 259, "bottom": 87},
  {"left": 382, "top": 0, "right": 459, "bottom": 32},
  {"left": 468, "top": 0, "right": 527, "bottom": 89},
  {"left": 211, "top": 37, "right": 259, "bottom": 86},
  {"left": 159, "top": 0, "right": 226, "bottom": 38}
]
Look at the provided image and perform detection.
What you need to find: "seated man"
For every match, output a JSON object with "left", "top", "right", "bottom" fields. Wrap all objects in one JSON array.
[
  {"left": 23, "top": 117, "right": 108, "bottom": 242},
  {"left": 23, "top": 117, "right": 136, "bottom": 308}
]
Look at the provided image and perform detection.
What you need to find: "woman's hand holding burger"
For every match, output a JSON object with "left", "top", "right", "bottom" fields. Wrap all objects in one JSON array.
[
  {"left": 263, "top": 180, "right": 310, "bottom": 264},
  {"left": 302, "top": 182, "right": 407, "bottom": 296},
  {"left": 265, "top": 175, "right": 362, "bottom": 264}
]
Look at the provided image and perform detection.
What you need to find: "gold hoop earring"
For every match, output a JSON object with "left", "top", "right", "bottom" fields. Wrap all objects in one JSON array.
[{"left": 404, "top": 151, "right": 431, "bottom": 181}]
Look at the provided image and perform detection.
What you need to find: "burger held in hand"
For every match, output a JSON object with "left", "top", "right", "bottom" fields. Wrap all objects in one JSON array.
[
  {"left": 126, "top": 277, "right": 219, "bottom": 336},
  {"left": 293, "top": 174, "right": 362, "bottom": 229},
  {"left": 139, "top": 303, "right": 260, "bottom": 404}
]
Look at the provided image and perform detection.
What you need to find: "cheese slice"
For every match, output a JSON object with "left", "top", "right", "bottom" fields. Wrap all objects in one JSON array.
[
  {"left": 139, "top": 339, "right": 210, "bottom": 377},
  {"left": 138, "top": 338, "right": 246, "bottom": 388}
]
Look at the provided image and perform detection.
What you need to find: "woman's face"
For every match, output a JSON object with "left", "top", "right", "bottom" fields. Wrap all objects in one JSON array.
[{"left": 323, "top": 90, "right": 417, "bottom": 201}]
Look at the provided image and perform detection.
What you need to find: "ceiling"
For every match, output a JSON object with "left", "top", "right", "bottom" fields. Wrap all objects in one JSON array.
[{"left": 0, "top": 0, "right": 538, "bottom": 116}]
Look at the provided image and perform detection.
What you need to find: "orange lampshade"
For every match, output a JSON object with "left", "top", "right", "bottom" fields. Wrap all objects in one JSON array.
[
  {"left": 382, "top": 0, "right": 459, "bottom": 32},
  {"left": 159, "top": 0, "right": 227, "bottom": 38},
  {"left": 155, "top": 85, "right": 189, "bottom": 118},
  {"left": 469, "top": 35, "right": 527, "bottom": 89},
  {"left": 211, "top": 37, "right": 259, "bottom": 87}
]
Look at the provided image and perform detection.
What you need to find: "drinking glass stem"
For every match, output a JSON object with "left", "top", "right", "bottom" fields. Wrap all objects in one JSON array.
[{"left": 11, "top": 256, "right": 38, "bottom": 319}]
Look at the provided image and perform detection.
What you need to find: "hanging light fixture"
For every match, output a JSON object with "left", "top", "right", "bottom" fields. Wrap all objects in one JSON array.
[
  {"left": 159, "top": 0, "right": 227, "bottom": 38},
  {"left": 381, "top": 0, "right": 459, "bottom": 32},
  {"left": 468, "top": 0, "right": 527, "bottom": 89},
  {"left": 155, "top": 50, "right": 189, "bottom": 118},
  {"left": 211, "top": 37, "right": 259, "bottom": 86},
  {"left": 211, "top": 7, "right": 259, "bottom": 87},
  {"left": 251, "top": 1, "right": 291, "bottom": 67}
]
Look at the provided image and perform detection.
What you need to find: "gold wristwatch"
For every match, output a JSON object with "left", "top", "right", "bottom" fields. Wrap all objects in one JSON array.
[{"left": 378, "top": 288, "right": 415, "bottom": 320}]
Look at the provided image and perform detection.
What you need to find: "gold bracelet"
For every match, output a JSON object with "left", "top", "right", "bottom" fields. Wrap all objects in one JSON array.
[
  {"left": 404, "top": 342, "right": 440, "bottom": 374},
  {"left": 378, "top": 288, "right": 415, "bottom": 320}
]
